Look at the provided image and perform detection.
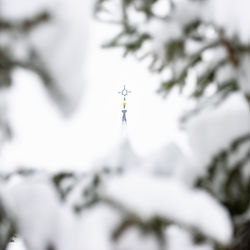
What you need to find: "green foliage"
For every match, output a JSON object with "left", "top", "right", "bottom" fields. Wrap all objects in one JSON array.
[
  {"left": 0, "top": 10, "right": 51, "bottom": 248},
  {"left": 0, "top": 1, "right": 249, "bottom": 249},
  {"left": 0, "top": 200, "right": 15, "bottom": 250},
  {"left": 196, "top": 134, "right": 250, "bottom": 216},
  {"left": 52, "top": 172, "right": 76, "bottom": 201},
  {"left": 102, "top": 26, "right": 151, "bottom": 57},
  {"left": 196, "top": 133, "right": 250, "bottom": 248},
  {"left": 95, "top": 0, "right": 250, "bottom": 248},
  {"left": 0, "top": 12, "right": 51, "bottom": 89},
  {"left": 94, "top": 0, "right": 250, "bottom": 110},
  {"left": 52, "top": 168, "right": 226, "bottom": 249}
]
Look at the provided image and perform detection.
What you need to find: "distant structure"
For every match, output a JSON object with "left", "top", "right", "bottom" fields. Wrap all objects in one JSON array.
[{"left": 118, "top": 85, "right": 131, "bottom": 124}]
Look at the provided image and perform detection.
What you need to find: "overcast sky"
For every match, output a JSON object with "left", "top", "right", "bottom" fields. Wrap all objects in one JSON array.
[{"left": 0, "top": 14, "right": 186, "bottom": 172}]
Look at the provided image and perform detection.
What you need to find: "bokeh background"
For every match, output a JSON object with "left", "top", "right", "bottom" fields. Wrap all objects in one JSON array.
[{"left": 0, "top": 0, "right": 249, "bottom": 250}]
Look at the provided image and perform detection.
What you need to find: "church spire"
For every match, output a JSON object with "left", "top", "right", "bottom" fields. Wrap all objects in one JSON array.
[{"left": 118, "top": 85, "right": 131, "bottom": 124}]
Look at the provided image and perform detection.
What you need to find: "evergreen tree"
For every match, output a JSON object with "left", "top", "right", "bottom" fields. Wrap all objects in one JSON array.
[
  {"left": 94, "top": 0, "right": 250, "bottom": 249},
  {"left": 0, "top": 9, "right": 50, "bottom": 250},
  {"left": 0, "top": 1, "right": 249, "bottom": 250}
]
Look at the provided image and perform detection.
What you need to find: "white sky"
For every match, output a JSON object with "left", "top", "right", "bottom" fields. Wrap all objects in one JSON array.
[{"left": 0, "top": 14, "right": 186, "bottom": 172}]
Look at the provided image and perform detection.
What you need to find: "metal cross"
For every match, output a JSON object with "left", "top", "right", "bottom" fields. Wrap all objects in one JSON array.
[{"left": 118, "top": 85, "right": 131, "bottom": 99}]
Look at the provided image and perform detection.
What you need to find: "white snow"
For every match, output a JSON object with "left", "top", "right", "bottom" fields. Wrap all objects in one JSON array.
[
  {"left": 171, "top": 0, "right": 250, "bottom": 44},
  {"left": 105, "top": 171, "right": 232, "bottom": 244},
  {"left": 216, "top": 64, "right": 237, "bottom": 84},
  {"left": 0, "top": 170, "right": 232, "bottom": 250},
  {"left": 0, "top": 0, "right": 57, "bottom": 20},
  {"left": 239, "top": 55, "right": 250, "bottom": 95},
  {"left": 166, "top": 225, "right": 213, "bottom": 250},
  {"left": 95, "top": 137, "right": 141, "bottom": 169},
  {"left": 0, "top": 0, "right": 92, "bottom": 115},
  {"left": 207, "top": 0, "right": 250, "bottom": 44},
  {"left": 1, "top": 176, "right": 62, "bottom": 250},
  {"left": 7, "top": 238, "right": 27, "bottom": 250},
  {"left": 0, "top": 0, "right": 250, "bottom": 249},
  {"left": 187, "top": 93, "right": 250, "bottom": 168}
]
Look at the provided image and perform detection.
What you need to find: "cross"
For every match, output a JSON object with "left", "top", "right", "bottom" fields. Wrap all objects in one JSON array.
[{"left": 118, "top": 85, "right": 131, "bottom": 100}]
